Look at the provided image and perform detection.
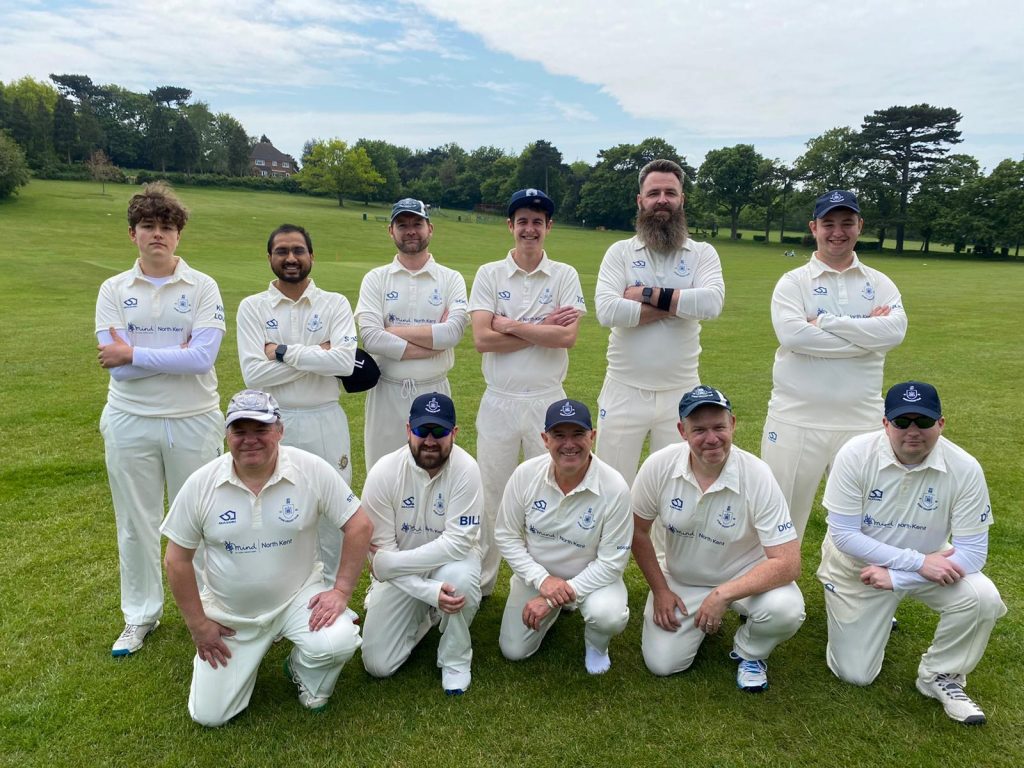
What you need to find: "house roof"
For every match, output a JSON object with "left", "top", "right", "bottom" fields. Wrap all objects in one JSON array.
[{"left": 250, "top": 140, "right": 297, "bottom": 166}]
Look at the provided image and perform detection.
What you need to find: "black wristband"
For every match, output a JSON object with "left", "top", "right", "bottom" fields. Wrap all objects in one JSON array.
[
  {"left": 657, "top": 287, "right": 674, "bottom": 312},
  {"left": 275, "top": 344, "right": 287, "bottom": 363}
]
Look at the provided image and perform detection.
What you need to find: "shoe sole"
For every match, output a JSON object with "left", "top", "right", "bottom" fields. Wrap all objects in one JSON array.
[
  {"left": 283, "top": 658, "right": 328, "bottom": 713},
  {"left": 738, "top": 683, "right": 768, "bottom": 693},
  {"left": 915, "top": 679, "right": 986, "bottom": 725},
  {"left": 111, "top": 621, "right": 159, "bottom": 657}
]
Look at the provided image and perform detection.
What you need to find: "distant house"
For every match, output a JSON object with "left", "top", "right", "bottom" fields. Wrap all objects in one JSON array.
[{"left": 250, "top": 136, "right": 298, "bottom": 177}]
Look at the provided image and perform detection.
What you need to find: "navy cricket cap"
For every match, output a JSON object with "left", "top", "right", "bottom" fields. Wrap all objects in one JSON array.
[
  {"left": 544, "top": 399, "right": 592, "bottom": 431},
  {"left": 391, "top": 198, "right": 429, "bottom": 222},
  {"left": 885, "top": 381, "right": 942, "bottom": 420},
  {"left": 813, "top": 190, "right": 861, "bottom": 219},
  {"left": 409, "top": 392, "right": 456, "bottom": 431},
  {"left": 678, "top": 385, "right": 732, "bottom": 419},
  {"left": 508, "top": 188, "right": 554, "bottom": 218}
]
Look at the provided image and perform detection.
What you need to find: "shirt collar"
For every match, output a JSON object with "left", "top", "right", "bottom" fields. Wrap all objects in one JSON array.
[
  {"left": 673, "top": 444, "right": 741, "bottom": 494},
  {"left": 545, "top": 453, "right": 601, "bottom": 497},
  {"left": 217, "top": 448, "right": 299, "bottom": 492},
  {"left": 809, "top": 252, "right": 864, "bottom": 276},
  {"left": 267, "top": 278, "right": 318, "bottom": 307},
  {"left": 387, "top": 254, "right": 438, "bottom": 276},
  {"left": 130, "top": 256, "right": 194, "bottom": 285},
  {"left": 877, "top": 432, "right": 948, "bottom": 474},
  {"left": 503, "top": 250, "right": 551, "bottom": 277},
  {"left": 631, "top": 235, "right": 692, "bottom": 255}
]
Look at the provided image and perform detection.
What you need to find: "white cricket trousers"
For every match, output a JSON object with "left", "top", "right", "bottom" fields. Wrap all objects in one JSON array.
[
  {"left": 100, "top": 405, "right": 222, "bottom": 625},
  {"left": 188, "top": 580, "right": 361, "bottom": 727},
  {"left": 817, "top": 538, "right": 1007, "bottom": 686},
  {"left": 279, "top": 403, "right": 351, "bottom": 585},
  {"left": 760, "top": 415, "right": 872, "bottom": 540},
  {"left": 363, "top": 375, "right": 451, "bottom": 472},
  {"left": 595, "top": 378, "right": 690, "bottom": 486},
  {"left": 361, "top": 556, "right": 481, "bottom": 690},
  {"left": 476, "top": 387, "right": 561, "bottom": 596},
  {"left": 499, "top": 574, "right": 629, "bottom": 660},
  {"left": 641, "top": 572, "right": 805, "bottom": 676}
]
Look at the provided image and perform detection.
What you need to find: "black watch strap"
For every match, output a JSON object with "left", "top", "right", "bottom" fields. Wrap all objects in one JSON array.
[{"left": 275, "top": 344, "right": 287, "bottom": 363}]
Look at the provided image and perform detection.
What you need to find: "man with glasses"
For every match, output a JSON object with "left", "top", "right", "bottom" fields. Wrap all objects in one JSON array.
[
  {"left": 236, "top": 224, "right": 358, "bottom": 583},
  {"left": 162, "top": 389, "right": 372, "bottom": 725},
  {"left": 761, "top": 190, "right": 907, "bottom": 539},
  {"left": 818, "top": 381, "right": 1006, "bottom": 724},
  {"left": 495, "top": 398, "right": 632, "bottom": 676},
  {"left": 360, "top": 393, "right": 482, "bottom": 695}
]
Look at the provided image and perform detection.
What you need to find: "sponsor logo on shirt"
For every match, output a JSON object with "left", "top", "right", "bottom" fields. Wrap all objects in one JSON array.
[
  {"left": 528, "top": 524, "right": 555, "bottom": 539},
  {"left": 981, "top": 505, "right": 990, "bottom": 523},
  {"left": 173, "top": 294, "right": 191, "bottom": 314},
  {"left": 218, "top": 510, "right": 237, "bottom": 524},
  {"left": 697, "top": 531, "right": 725, "bottom": 546},
  {"left": 223, "top": 538, "right": 293, "bottom": 553},
  {"left": 278, "top": 497, "right": 299, "bottom": 523},
  {"left": 402, "top": 496, "right": 415, "bottom": 509},
  {"left": 266, "top": 319, "right": 279, "bottom": 329},
  {"left": 863, "top": 514, "right": 928, "bottom": 532},
  {"left": 670, "top": 498, "right": 684, "bottom": 510},
  {"left": 386, "top": 291, "right": 399, "bottom": 301},
  {"left": 767, "top": 431, "right": 778, "bottom": 444},
  {"left": 558, "top": 534, "right": 585, "bottom": 549},
  {"left": 307, "top": 313, "right": 323, "bottom": 332},
  {"left": 577, "top": 507, "right": 596, "bottom": 530},
  {"left": 498, "top": 290, "right": 511, "bottom": 300},
  {"left": 459, "top": 515, "right": 480, "bottom": 526},
  {"left": 123, "top": 297, "right": 138, "bottom": 307},
  {"left": 214, "top": 304, "right": 224, "bottom": 321},
  {"left": 777, "top": 521, "right": 794, "bottom": 533},
  {"left": 868, "top": 489, "right": 884, "bottom": 501},
  {"left": 632, "top": 260, "right": 646, "bottom": 268},
  {"left": 816, "top": 307, "right": 827, "bottom": 316},
  {"left": 599, "top": 408, "right": 607, "bottom": 419},
  {"left": 665, "top": 523, "right": 694, "bottom": 539},
  {"left": 532, "top": 499, "right": 547, "bottom": 511},
  {"left": 813, "top": 286, "right": 828, "bottom": 295}
]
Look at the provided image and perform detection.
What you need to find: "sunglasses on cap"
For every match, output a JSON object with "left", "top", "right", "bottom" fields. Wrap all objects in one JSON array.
[
  {"left": 890, "top": 416, "right": 938, "bottom": 430},
  {"left": 411, "top": 425, "right": 452, "bottom": 439}
]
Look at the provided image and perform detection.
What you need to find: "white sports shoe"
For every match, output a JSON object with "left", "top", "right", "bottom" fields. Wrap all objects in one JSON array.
[
  {"left": 284, "top": 655, "right": 329, "bottom": 712},
  {"left": 916, "top": 674, "right": 986, "bottom": 725},
  {"left": 731, "top": 652, "right": 768, "bottom": 692},
  {"left": 111, "top": 621, "right": 159, "bottom": 657}
]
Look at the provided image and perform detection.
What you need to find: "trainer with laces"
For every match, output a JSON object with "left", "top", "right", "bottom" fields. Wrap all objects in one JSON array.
[
  {"left": 818, "top": 381, "right": 1006, "bottom": 724},
  {"left": 160, "top": 389, "right": 373, "bottom": 726},
  {"left": 631, "top": 386, "right": 805, "bottom": 691}
]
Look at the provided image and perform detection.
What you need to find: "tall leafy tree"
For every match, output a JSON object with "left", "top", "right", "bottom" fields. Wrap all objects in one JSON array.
[
  {"left": 908, "top": 154, "right": 980, "bottom": 253},
  {"left": 355, "top": 138, "right": 404, "bottom": 201},
  {"left": 171, "top": 113, "right": 200, "bottom": 173},
  {"left": 217, "top": 114, "right": 252, "bottom": 175},
  {"left": 0, "top": 130, "right": 31, "bottom": 198},
  {"left": 52, "top": 96, "right": 77, "bottom": 163},
  {"left": 298, "top": 139, "right": 384, "bottom": 206},
  {"left": 793, "top": 127, "right": 863, "bottom": 191},
  {"left": 859, "top": 104, "right": 962, "bottom": 252},
  {"left": 698, "top": 144, "right": 763, "bottom": 239}
]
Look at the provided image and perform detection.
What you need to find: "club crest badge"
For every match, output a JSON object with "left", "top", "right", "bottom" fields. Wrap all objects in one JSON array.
[
  {"left": 674, "top": 258, "right": 691, "bottom": 277},
  {"left": 425, "top": 397, "right": 442, "bottom": 414},
  {"left": 861, "top": 282, "right": 875, "bottom": 301},
  {"left": 539, "top": 287, "right": 553, "bottom": 305},
  {"left": 338, "top": 455, "right": 349, "bottom": 471},
  {"left": 173, "top": 294, "right": 191, "bottom": 314},
  {"left": 278, "top": 497, "right": 299, "bottom": 523},
  {"left": 716, "top": 505, "right": 736, "bottom": 529},
  {"left": 558, "top": 402, "right": 577, "bottom": 418},
  {"left": 428, "top": 288, "right": 443, "bottom": 307},
  {"left": 902, "top": 385, "right": 922, "bottom": 403},
  {"left": 578, "top": 507, "right": 596, "bottom": 530},
  {"left": 917, "top": 487, "right": 938, "bottom": 512},
  {"left": 433, "top": 492, "right": 446, "bottom": 516},
  {"left": 307, "top": 313, "right": 323, "bottom": 332}
]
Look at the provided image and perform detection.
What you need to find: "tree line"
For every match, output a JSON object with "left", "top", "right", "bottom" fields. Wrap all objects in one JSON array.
[{"left": 1, "top": 74, "right": 1021, "bottom": 256}]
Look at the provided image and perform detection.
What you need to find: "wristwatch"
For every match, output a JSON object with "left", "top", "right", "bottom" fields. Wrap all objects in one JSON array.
[
  {"left": 641, "top": 287, "right": 654, "bottom": 305},
  {"left": 275, "top": 344, "right": 287, "bottom": 362}
]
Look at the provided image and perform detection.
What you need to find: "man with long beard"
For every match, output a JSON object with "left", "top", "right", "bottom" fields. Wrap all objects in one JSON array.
[
  {"left": 355, "top": 199, "right": 469, "bottom": 470},
  {"left": 236, "top": 224, "right": 358, "bottom": 583},
  {"left": 594, "top": 159, "right": 725, "bottom": 486}
]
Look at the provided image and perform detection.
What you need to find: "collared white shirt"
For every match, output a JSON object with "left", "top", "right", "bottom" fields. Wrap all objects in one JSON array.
[
  {"left": 632, "top": 443, "right": 796, "bottom": 587},
  {"left": 96, "top": 257, "right": 225, "bottom": 417},
  {"left": 469, "top": 250, "right": 586, "bottom": 395},
  {"left": 824, "top": 431, "right": 992, "bottom": 553},
  {"left": 495, "top": 453, "right": 632, "bottom": 599},
  {"left": 161, "top": 446, "right": 361, "bottom": 619},
  {"left": 355, "top": 254, "right": 468, "bottom": 382},
  {"left": 236, "top": 279, "right": 356, "bottom": 408},
  {"left": 362, "top": 443, "right": 482, "bottom": 604},
  {"left": 768, "top": 253, "right": 907, "bottom": 428},
  {"left": 595, "top": 236, "right": 724, "bottom": 390}
]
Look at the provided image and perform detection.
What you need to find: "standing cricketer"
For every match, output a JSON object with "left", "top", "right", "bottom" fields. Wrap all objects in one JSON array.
[
  {"left": 361, "top": 393, "right": 482, "bottom": 694},
  {"left": 236, "top": 224, "right": 358, "bottom": 582},
  {"left": 96, "top": 182, "right": 225, "bottom": 656},
  {"left": 594, "top": 159, "right": 725, "bottom": 486},
  {"left": 818, "top": 381, "right": 1006, "bottom": 724},
  {"left": 162, "top": 389, "right": 372, "bottom": 726},
  {"left": 761, "top": 190, "right": 907, "bottom": 539},
  {"left": 355, "top": 199, "right": 469, "bottom": 471},
  {"left": 469, "top": 188, "right": 586, "bottom": 596}
]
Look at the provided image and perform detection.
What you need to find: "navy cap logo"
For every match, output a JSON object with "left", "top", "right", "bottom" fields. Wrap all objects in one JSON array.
[
  {"left": 425, "top": 397, "right": 442, "bottom": 414},
  {"left": 829, "top": 191, "right": 845, "bottom": 203},
  {"left": 559, "top": 402, "right": 576, "bottom": 418},
  {"left": 902, "top": 385, "right": 922, "bottom": 403}
]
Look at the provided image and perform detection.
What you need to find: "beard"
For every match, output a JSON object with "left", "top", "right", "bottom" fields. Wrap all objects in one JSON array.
[
  {"left": 635, "top": 204, "right": 689, "bottom": 253},
  {"left": 394, "top": 234, "right": 431, "bottom": 255},
  {"left": 272, "top": 263, "right": 311, "bottom": 283},
  {"left": 409, "top": 439, "right": 451, "bottom": 472}
]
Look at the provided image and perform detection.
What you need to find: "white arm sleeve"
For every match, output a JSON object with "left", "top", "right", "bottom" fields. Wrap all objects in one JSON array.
[
  {"left": 889, "top": 531, "right": 989, "bottom": 592},
  {"left": 827, "top": 511, "right": 926, "bottom": 571},
  {"left": 125, "top": 326, "right": 223, "bottom": 375}
]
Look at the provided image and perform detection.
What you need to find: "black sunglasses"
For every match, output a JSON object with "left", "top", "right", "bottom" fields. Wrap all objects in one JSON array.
[
  {"left": 411, "top": 425, "right": 452, "bottom": 439},
  {"left": 890, "top": 416, "right": 937, "bottom": 430}
]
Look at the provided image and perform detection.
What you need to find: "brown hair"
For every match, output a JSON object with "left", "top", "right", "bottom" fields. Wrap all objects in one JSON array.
[
  {"left": 127, "top": 182, "right": 189, "bottom": 231},
  {"left": 638, "top": 159, "right": 685, "bottom": 190}
]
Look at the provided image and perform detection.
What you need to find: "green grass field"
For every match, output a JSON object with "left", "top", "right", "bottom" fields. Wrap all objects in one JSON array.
[{"left": 1, "top": 180, "right": 1022, "bottom": 767}]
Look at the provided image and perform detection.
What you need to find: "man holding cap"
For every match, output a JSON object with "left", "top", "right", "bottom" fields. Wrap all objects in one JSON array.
[
  {"left": 355, "top": 198, "right": 469, "bottom": 470},
  {"left": 761, "top": 190, "right": 907, "bottom": 539},
  {"left": 469, "top": 189, "right": 587, "bottom": 596},
  {"left": 360, "top": 392, "right": 483, "bottom": 695},
  {"left": 236, "top": 224, "right": 359, "bottom": 582},
  {"left": 161, "top": 389, "right": 373, "bottom": 726},
  {"left": 594, "top": 159, "right": 725, "bottom": 487},
  {"left": 818, "top": 381, "right": 1006, "bottom": 724},
  {"left": 632, "top": 386, "right": 804, "bottom": 691},
  {"left": 494, "top": 398, "right": 631, "bottom": 675}
]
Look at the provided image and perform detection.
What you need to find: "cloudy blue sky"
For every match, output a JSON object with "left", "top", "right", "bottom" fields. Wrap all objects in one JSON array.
[{"left": 3, "top": 0, "right": 1022, "bottom": 172}]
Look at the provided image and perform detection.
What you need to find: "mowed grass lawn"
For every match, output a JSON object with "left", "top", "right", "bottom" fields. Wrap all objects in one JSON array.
[{"left": 1, "top": 181, "right": 1021, "bottom": 768}]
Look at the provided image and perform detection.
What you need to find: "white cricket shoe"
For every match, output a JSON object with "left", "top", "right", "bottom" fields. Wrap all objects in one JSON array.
[
  {"left": 111, "top": 621, "right": 159, "bottom": 657},
  {"left": 916, "top": 674, "right": 986, "bottom": 725},
  {"left": 731, "top": 652, "right": 768, "bottom": 692},
  {"left": 284, "top": 655, "right": 329, "bottom": 712}
]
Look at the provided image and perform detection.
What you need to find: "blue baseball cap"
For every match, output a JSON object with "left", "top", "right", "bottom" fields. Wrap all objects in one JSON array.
[
  {"left": 409, "top": 392, "right": 456, "bottom": 430},
  {"left": 813, "top": 190, "right": 861, "bottom": 219},
  {"left": 508, "top": 188, "right": 554, "bottom": 218},
  {"left": 544, "top": 399, "right": 592, "bottom": 431},
  {"left": 678, "top": 386, "right": 732, "bottom": 419},
  {"left": 391, "top": 198, "right": 429, "bottom": 222},
  {"left": 885, "top": 381, "right": 942, "bottom": 420}
]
